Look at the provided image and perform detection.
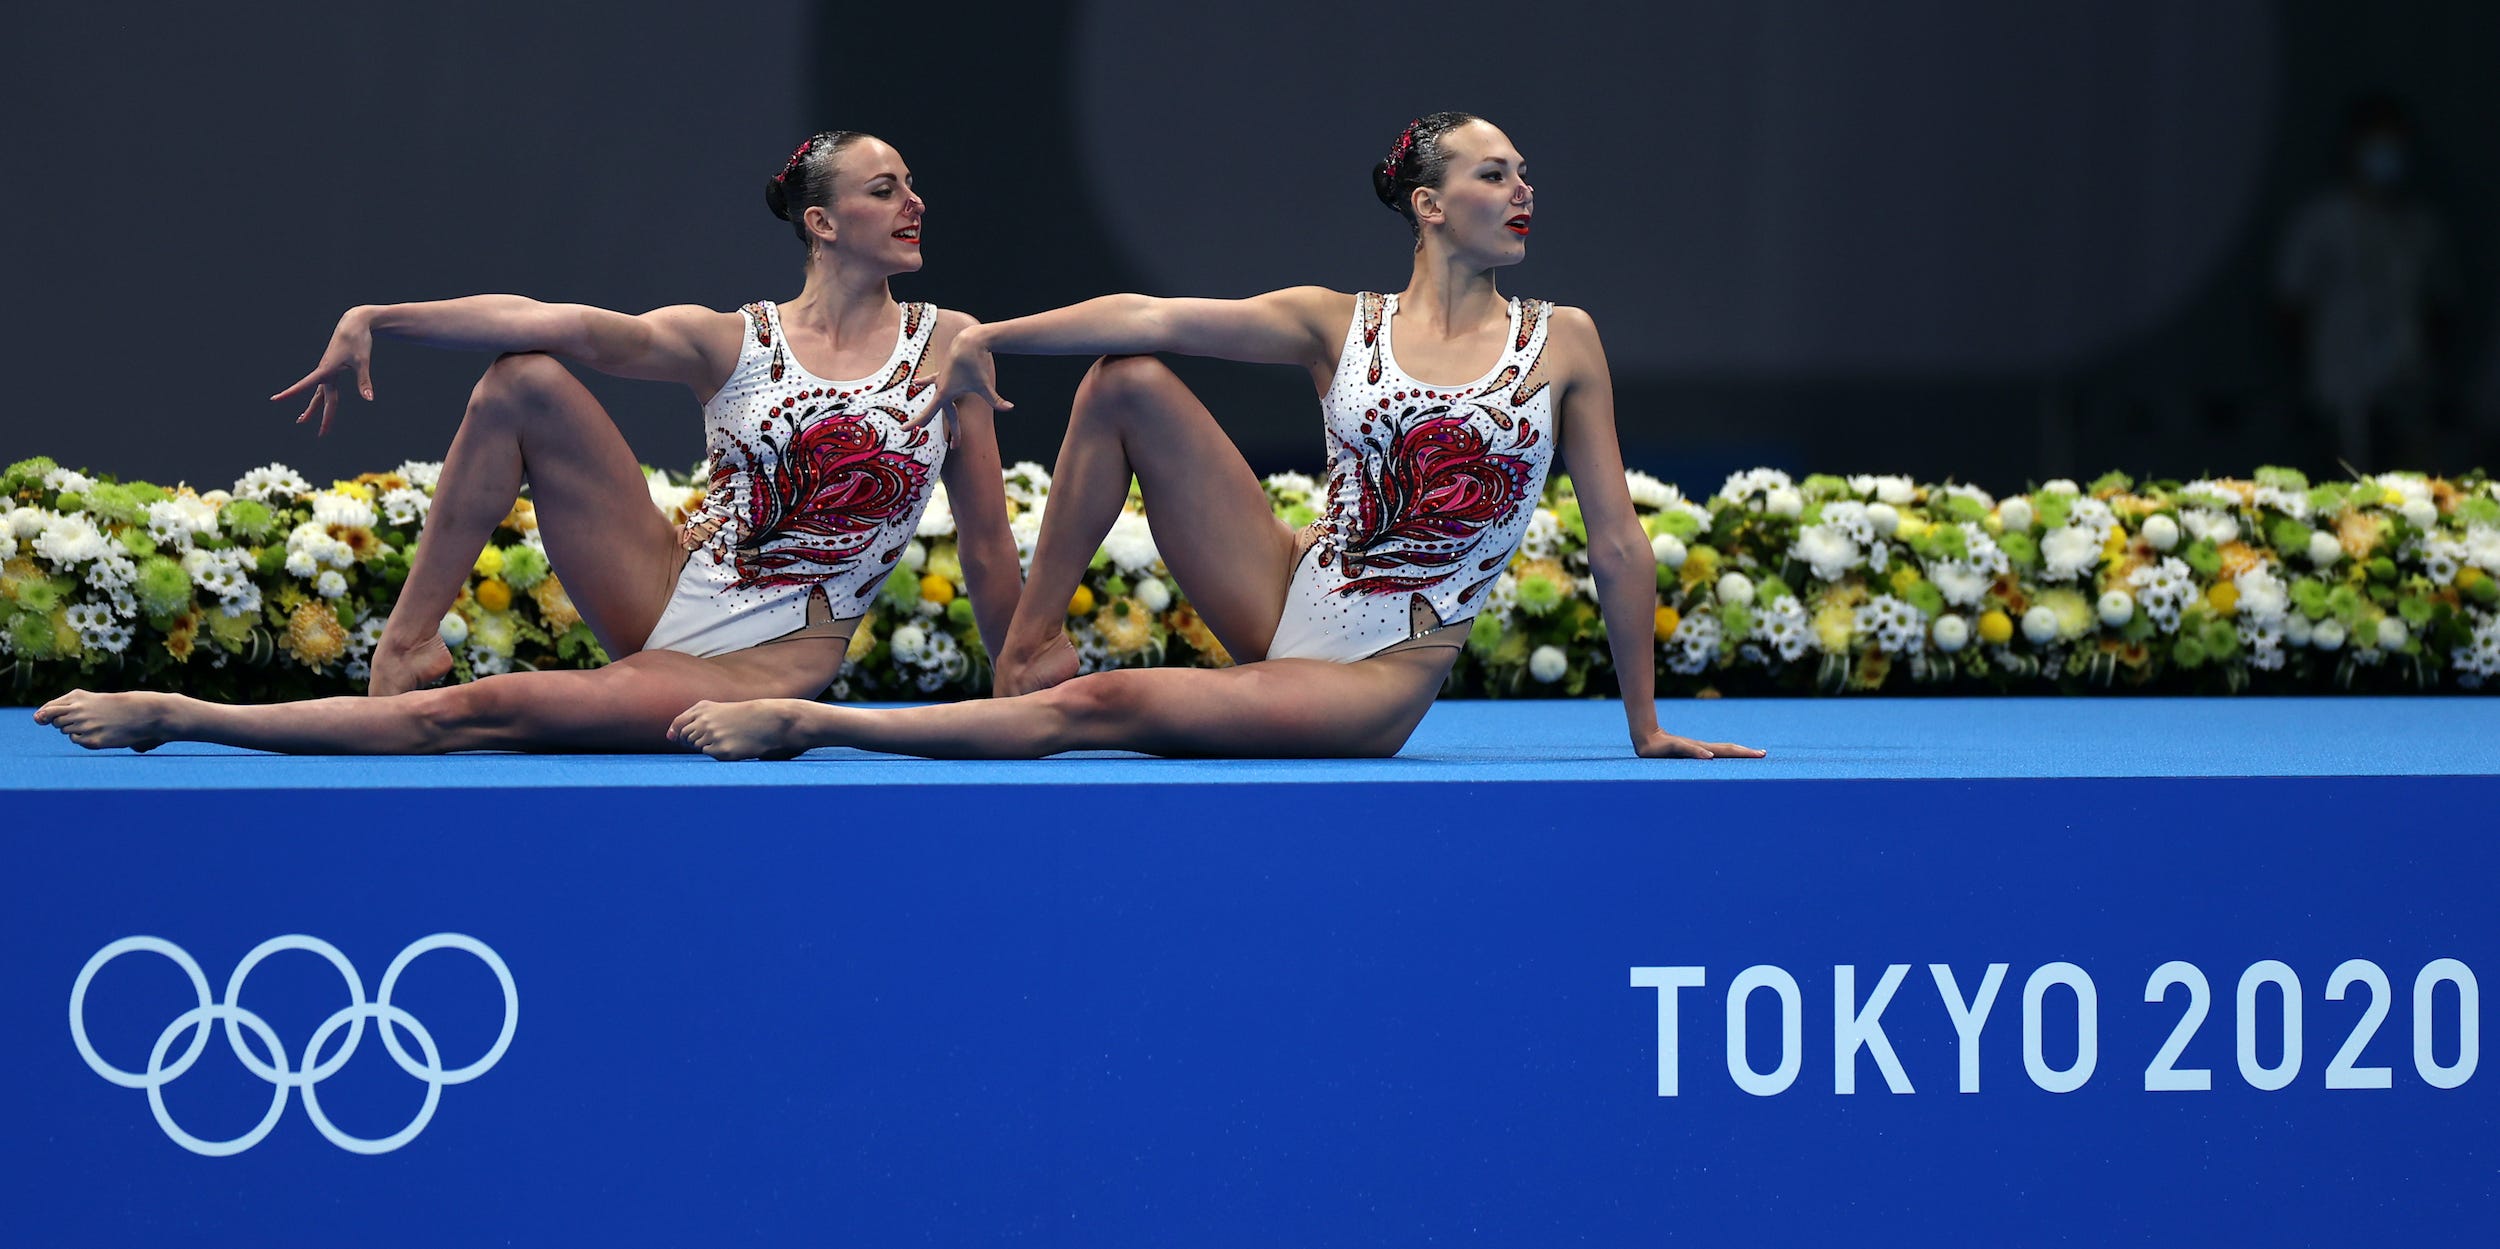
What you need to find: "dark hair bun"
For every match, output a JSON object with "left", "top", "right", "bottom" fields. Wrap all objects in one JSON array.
[
  {"left": 1372, "top": 158, "right": 1401, "bottom": 210},
  {"left": 764, "top": 176, "right": 791, "bottom": 222}
]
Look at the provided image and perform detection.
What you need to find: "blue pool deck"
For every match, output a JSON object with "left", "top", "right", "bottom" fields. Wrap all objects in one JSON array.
[{"left": 3, "top": 696, "right": 2493, "bottom": 789}]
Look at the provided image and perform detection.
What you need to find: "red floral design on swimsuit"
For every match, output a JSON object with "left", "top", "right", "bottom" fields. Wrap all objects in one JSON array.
[
  {"left": 1268, "top": 291, "right": 1559, "bottom": 663},
  {"left": 641, "top": 301, "right": 945, "bottom": 658}
]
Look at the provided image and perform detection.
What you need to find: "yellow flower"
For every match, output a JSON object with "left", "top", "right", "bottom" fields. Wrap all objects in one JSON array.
[
  {"left": 1094, "top": 598, "right": 1156, "bottom": 655},
  {"left": 1168, "top": 604, "right": 1232, "bottom": 665},
  {"left": 1678, "top": 545, "right": 1720, "bottom": 590},
  {"left": 473, "top": 546, "right": 506, "bottom": 578},
  {"left": 1978, "top": 609, "right": 2014, "bottom": 645},
  {"left": 1894, "top": 515, "right": 1931, "bottom": 541},
  {"left": 206, "top": 608, "right": 256, "bottom": 651},
  {"left": 474, "top": 578, "right": 513, "bottom": 613},
  {"left": 919, "top": 574, "right": 956, "bottom": 605},
  {"left": 2206, "top": 582, "right": 2240, "bottom": 616},
  {"left": 330, "top": 525, "right": 383, "bottom": 562},
  {"left": 502, "top": 498, "right": 539, "bottom": 534},
  {"left": 1889, "top": 566, "right": 1921, "bottom": 596},
  {"left": 2336, "top": 509, "right": 2385, "bottom": 560},
  {"left": 2038, "top": 588, "right": 2094, "bottom": 639},
  {"left": 925, "top": 545, "right": 963, "bottom": 584},
  {"left": 847, "top": 619, "right": 879, "bottom": 661},
  {"left": 1068, "top": 585, "right": 1096, "bottom": 616},
  {"left": 2461, "top": 567, "right": 2488, "bottom": 591},
  {"left": 282, "top": 600, "right": 349, "bottom": 667},
  {"left": 2100, "top": 530, "right": 2129, "bottom": 565},
  {"left": 1813, "top": 601, "right": 1855, "bottom": 653},
  {"left": 2383, "top": 488, "right": 2407, "bottom": 508},
  {"left": 354, "top": 472, "right": 410, "bottom": 493},
  {"left": 2218, "top": 540, "right": 2263, "bottom": 580},
  {"left": 530, "top": 577, "right": 582, "bottom": 633},
  {"left": 328, "top": 480, "right": 376, "bottom": 502},
  {"left": 164, "top": 612, "right": 199, "bottom": 663},
  {"left": 1653, "top": 605, "right": 1681, "bottom": 642}
]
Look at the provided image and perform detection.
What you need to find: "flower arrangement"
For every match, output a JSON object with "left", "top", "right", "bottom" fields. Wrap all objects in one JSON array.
[{"left": 6, "top": 454, "right": 2495, "bottom": 702}]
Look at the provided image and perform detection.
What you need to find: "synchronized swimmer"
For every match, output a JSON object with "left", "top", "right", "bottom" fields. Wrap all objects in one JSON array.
[{"left": 41, "top": 114, "right": 1762, "bottom": 763}]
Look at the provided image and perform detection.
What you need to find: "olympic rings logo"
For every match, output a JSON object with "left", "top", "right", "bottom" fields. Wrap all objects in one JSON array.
[{"left": 69, "top": 934, "right": 517, "bottom": 1156}]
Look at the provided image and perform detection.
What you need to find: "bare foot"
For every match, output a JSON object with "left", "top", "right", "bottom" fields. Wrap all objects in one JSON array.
[
  {"left": 34, "top": 690, "right": 175, "bottom": 752},
  {"left": 668, "top": 699, "right": 812, "bottom": 761},
  {"left": 992, "top": 632, "right": 1080, "bottom": 698},
  {"left": 369, "top": 629, "right": 454, "bottom": 697}
]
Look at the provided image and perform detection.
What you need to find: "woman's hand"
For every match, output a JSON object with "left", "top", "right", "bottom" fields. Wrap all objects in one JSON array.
[
  {"left": 1634, "top": 727, "right": 1767, "bottom": 760},
  {"left": 916, "top": 327, "right": 1012, "bottom": 441},
  {"left": 271, "top": 307, "right": 377, "bottom": 435}
]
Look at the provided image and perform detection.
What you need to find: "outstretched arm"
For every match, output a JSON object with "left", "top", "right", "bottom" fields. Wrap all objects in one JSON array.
[
  {"left": 930, "top": 286, "right": 1349, "bottom": 414},
  {"left": 1550, "top": 307, "right": 1764, "bottom": 761},
  {"left": 274, "top": 298, "right": 744, "bottom": 433}
]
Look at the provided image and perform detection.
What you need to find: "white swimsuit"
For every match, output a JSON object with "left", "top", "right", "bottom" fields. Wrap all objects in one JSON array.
[
  {"left": 1266, "top": 291, "right": 1559, "bottom": 663},
  {"left": 641, "top": 300, "right": 945, "bottom": 658}
]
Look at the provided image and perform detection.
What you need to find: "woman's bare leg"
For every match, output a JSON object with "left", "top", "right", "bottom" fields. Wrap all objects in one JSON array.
[
  {"left": 993, "top": 355, "right": 1299, "bottom": 695},
  {"left": 36, "top": 645, "right": 826, "bottom": 755},
  {"left": 673, "top": 651, "right": 1451, "bottom": 762},
  {"left": 371, "top": 353, "right": 681, "bottom": 694}
]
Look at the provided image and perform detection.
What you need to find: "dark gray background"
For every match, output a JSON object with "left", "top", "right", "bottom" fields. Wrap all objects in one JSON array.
[{"left": 7, "top": 1, "right": 2496, "bottom": 492}]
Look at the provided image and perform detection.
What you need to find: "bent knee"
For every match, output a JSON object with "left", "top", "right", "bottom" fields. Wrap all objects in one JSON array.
[
  {"left": 469, "top": 351, "right": 577, "bottom": 412},
  {"left": 1077, "top": 354, "right": 1182, "bottom": 412}
]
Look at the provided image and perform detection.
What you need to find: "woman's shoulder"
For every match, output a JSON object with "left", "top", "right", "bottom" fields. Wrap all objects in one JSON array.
[{"left": 924, "top": 305, "right": 979, "bottom": 349}]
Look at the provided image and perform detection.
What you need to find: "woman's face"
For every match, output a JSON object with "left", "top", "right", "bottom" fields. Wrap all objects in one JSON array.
[
  {"left": 1418, "top": 121, "right": 1534, "bottom": 265},
  {"left": 811, "top": 137, "right": 927, "bottom": 273}
]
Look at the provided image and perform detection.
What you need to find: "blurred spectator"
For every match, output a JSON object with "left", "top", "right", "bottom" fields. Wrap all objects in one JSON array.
[{"left": 2276, "top": 93, "right": 2462, "bottom": 468}]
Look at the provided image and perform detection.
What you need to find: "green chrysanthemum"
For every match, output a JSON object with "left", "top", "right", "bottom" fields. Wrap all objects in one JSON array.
[
  {"left": 2, "top": 456, "right": 60, "bottom": 493},
  {"left": 498, "top": 543, "right": 550, "bottom": 591},
  {"left": 1997, "top": 531, "right": 2039, "bottom": 568},
  {"left": 13, "top": 578, "right": 65, "bottom": 615},
  {"left": 1515, "top": 572, "right": 1564, "bottom": 617},
  {"left": 205, "top": 607, "right": 257, "bottom": 650},
  {"left": 6, "top": 609, "right": 58, "bottom": 658},
  {"left": 1466, "top": 611, "right": 1504, "bottom": 657},
  {"left": 80, "top": 482, "right": 147, "bottom": 525},
  {"left": 135, "top": 556, "right": 192, "bottom": 617},
  {"left": 1905, "top": 581, "right": 1945, "bottom": 618},
  {"left": 220, "top": 498, "right": 278, "bottom": 540}
]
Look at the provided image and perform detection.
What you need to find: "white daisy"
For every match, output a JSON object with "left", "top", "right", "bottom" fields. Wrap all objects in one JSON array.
[
  {"left": 32, "top": 513, "right": 109, "bottom": 568},
  {"left": 2039, "top": 526, "right": 2101, "bottom": 582},
  {"left": 309, "top": 491, "right": 377, "bottom": 529},
  {"left": 233, "top": 464, "right": 314, "bottom": 502},
  {"left": 1792, "top": 525, "right": 1863, "bottom": 581},
  {"left": 1101, "top": 510, "right": 1160, "bottom": 575},
  {"left": 914, "top": 482, "right": 955, "bottom": 538},
  {"left": 381, "top": 488, "right": 431, "bottom": 527},
  {"left": 1717, "top": 467, "right": 1793, "bottom": 506}
]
